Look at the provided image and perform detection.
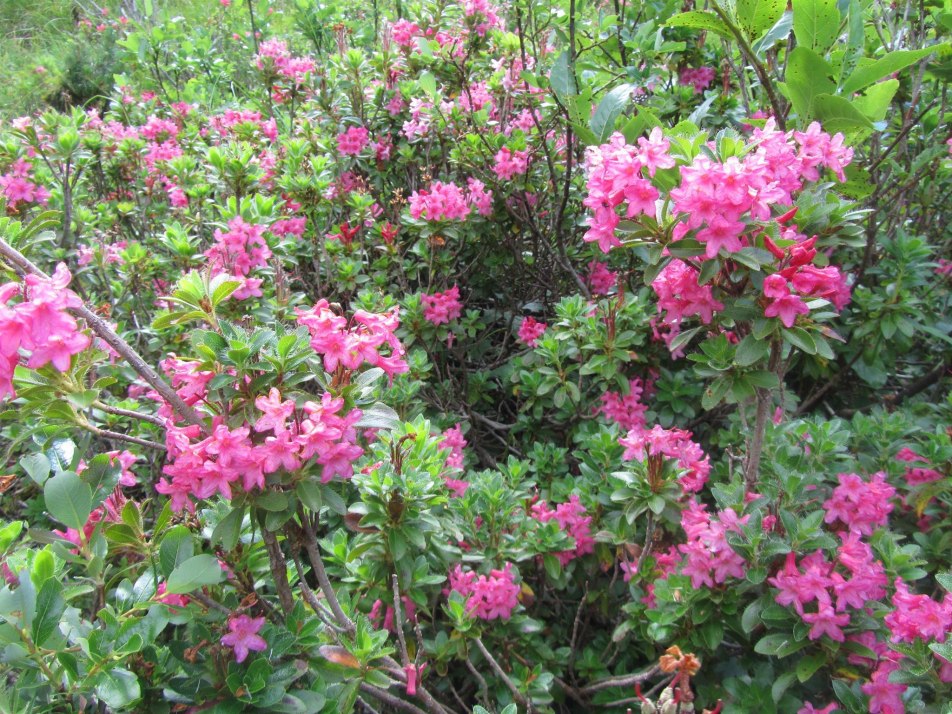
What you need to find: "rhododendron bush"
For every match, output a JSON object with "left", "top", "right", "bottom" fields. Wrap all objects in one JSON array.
[{"left": 0, "top": 0, "right": 949, "bottom": 712}]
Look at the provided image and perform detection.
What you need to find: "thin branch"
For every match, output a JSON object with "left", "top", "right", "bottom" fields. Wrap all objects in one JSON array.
[
  {"left": 77, "top": 423, "right": 164, "bottom": 450},
  {"left": 261, "top": 528, "right": 294, "bottom": 616},
  {"left": 473, "top": 637, "right": 531, "bottom": 711},
  {"left": 358, "top": 682, "right": 428, "bottom": 714},
  {"left": 0, "top": 237, "right": 209, "bottom": 433},
  {"left": 578, "top": 664, "right": 660, "bottom": 695},
  {"left": 92, "top": 400, "right": 165, "bottom": 427}
]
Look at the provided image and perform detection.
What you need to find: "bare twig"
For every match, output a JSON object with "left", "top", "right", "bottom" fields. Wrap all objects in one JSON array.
[{"left": 473, "top": 637, "right": 531, "bottom": 711}]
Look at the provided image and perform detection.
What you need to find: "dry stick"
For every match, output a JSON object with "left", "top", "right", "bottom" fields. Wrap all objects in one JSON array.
[
  {"left": 0, "top": 238, "right": 209, "bottom": 434},
  {"left": 473, "top": 637, "right": 531, "bottom": 712},
  {"left": 578, "top": 665, "right": 660, "bottom": 695},
  {"left": 291, "top": 553, "right": 347, "bottom": 633},
  {"left": 79, "top": 423, "right": 165, "bottom": 451},
  {"left": 261, "top": 529, "right": 295, "bottom": 616},
  {"left": 357, "top": 682, "right": 428, "bottom": 714},
  {"left": 391, "top": 574, "right": 411, "bottom": 665},
  {"left": 92, "top": 400, "right": 165, "bottom": 427}
]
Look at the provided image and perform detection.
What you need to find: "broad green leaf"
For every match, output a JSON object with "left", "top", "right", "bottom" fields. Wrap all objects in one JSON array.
[
  {"left": 784, "top": 327, "right": 818, "bottom": 354},
  {"left": 44, "top": 471, "right": 92, "bottom": 531},
  {"left": 796, "top": 651, "right": 826, "bottom": 682},
  {"left": 841, "top": 48, "right": 936, "bottom": 95},
  {"left": 782, "top": 47, "right": 835, "bottom": 120},
  {"left": 664, "top": 11, "right": 733, "bottom": 39},
  {"left": 792, "top": 0, "right": 840, "bottom": 54},
  {"left": 94, "top": 668, "right": 141, "bottom": 710},
  {"left": 549, "top": 51, "right": 577, "bottom": 102},
  {"left": 736, "top": 0, "right": 787, "bottom": 41},
  {"left": 159, "top": 526, "right": 194, "bottom": 578},
  {"left": 418, "top": 71, "right": 437, "bottom": 98},
  {"left": 590, "top": 84, "right": 632, "bottom": 143},
  {"left": 32, "top": 579, "right": 65, "bottom": 647},
  {"left": 355, "top": 402, "right": 401, "bottom": 431},
  {"left": 20, "top": 453, "right": 51, "bottom": 485},
  {"left": 735, "top": 335, "right": 769, "bottom": 367},
  {"left": 813, "top": 93, "right": 875, "bottom": 133},
  {"left": 166, "top": 554, "right": 224, "bottom": 594}
]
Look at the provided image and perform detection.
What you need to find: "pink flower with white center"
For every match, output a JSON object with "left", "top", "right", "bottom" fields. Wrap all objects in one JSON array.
[{"left": 221, "top": 615, "right": 267, "bottom": 663}]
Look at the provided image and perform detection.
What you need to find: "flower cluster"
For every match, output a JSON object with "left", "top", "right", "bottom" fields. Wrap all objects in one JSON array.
[
  {"left": 678, "top": 66, "right": 717, "bottom": 94},
  {"left": 440, "top": 423, "right": 469, "bottom": 497},
  {"left": 598, "top": 378, "right": 648, "bottom": 431},
  {"left": 296, "top": 300, "right": 408, "bottom": 379},
  {"left": 678, "top": 501, "right": 749, "bottom": 588},
  {"left": 422, "top": 286, "right": 463, "bottom": 326},
  {"left": 895, "top": 447, "right": 944, "bottom": 485},
  {"left": 205, "top": 217, "right": 272, "bottom": 300},
  {"left": 493, "top": 147, "right": 529, "bottom": 180},
  {"left": 254, "top": 39, "right": 315, "bottom": 87},
  {"left": 531, "top": 495, "right": 595, "bottom": 565},
  {"left": 517, "top": 316, "right": 547, "bottom": 347},
  {"left": 0, "top": 264, "right": 90, "bottom": 399},
  {"left": 822, "top": 471, "right": 896, "bottom": 535},
  {"left": 587, "top": 260, "right": 618, "bottom": 295},
  {"left": 769, "top": 533, "right": 888, "bottom": 642},
  {"left": 337, "top": 126, "right": 370, "bottom": 156},
  {"left": 0, "top": 158, "right": 50, "bottom": 210},
  {"left": 620, "top": 424, "right": 711, "bottom": 493},
  {"left": 448, "top": 563, "right": 520, "bottom": 620},
  {"left": 408, "top": 181, "right": 489, "bottom": 221},
  {"left": 157, "top": 390, "right": 363, "bottom": 512},
  {"left": 652, "top": 258, "right": 724, "bottom": 327}
]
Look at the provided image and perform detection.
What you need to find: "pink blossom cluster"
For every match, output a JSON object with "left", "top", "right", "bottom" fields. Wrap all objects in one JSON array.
[
  {"left": 620, "top": 424, "right": 711, "bottom": 493},
  {"left": 587, "top": 260, "right": 618, "bottom": 295},
  {"left": 582, "top": 129, "right": 672, "bottom": 252},
  {"left": 422, "top": 286, "right": 463, "bottom": 325},
  {"left": 0, "top": 158, "right": 50, "bottom": 209},
  {"left": 678, "top": 500, "right": 749, "bottom": 588},
  {"left": 391, "top": 19, "right": 421, "bottom": 48},
  {"left": 77, "top": 241, "right": 126, "bottom": 267},
  {"left": 531, "top": 495, "right": 595, "bottom": 565},
  {"left": 0, "top": 264, "right": 91, "bottom": 399},
  {"left": 885, "top": 578, "right": 952, "bottom": 645},
  {"left": 458, "top": 81, "right": 494, "bottom": 113},
  {"left": 205, "top": 217, "right": 272, "bottom": 300},
  {"left": 296, "top": 299, "right": 409, "bottom": 379},
  {"left": 254, "top": 39, "right": 315, "bottom": 86},
  {"left": 440, "top": 423, "right": 469, "bottom": 497},
  {"left": 493, "top": 147, "right": 529, "bottom": 180},
  {"left": 517, "top": 316, "right": 547, "bottom": 347},
  {"left": 769, "top": 533, "right": 888, "bottom": 642},
  {"left": 463, "top": 0, "right": 502, "bottom": 36},
  {"left": 270, "top": 216, "right": 307, "bottom": 238},
  {"left": 221, "top": 614, "right": 267, "bottom": 663},
  {"left": 157, "top": 390, "right": 363, "bottom": 512},
  {"left": 598, "top": 378, "right": 648, "bottom": 431},
  {"left": 337, "top": 126, "right": 370, "bottom": 156},
  {"left": 408, "top": 181, "right": 472, "bottom": 221},
  {"left": 678, "top": 66, "right": 717, "bottom": 94},
  {"left": 895, "top": 447, "right": 943, "bottom": 485},
  {"left": 652, "top": 258, "right": 724, "bottom": 328},
  {"left": 448, "top": 563, "right": 520, "bottom": 620},
  {"left": 822, "top": 471, "right": 896, "bottom": 535},
  {"left": 148, "top": 355, "right": 215, "bottom": 421},
  {"left": 761, "top": 237, "right": 851, "bottom": 327},
  {"left": 466, "top": 178, "right": 494, "bottom": 216}
]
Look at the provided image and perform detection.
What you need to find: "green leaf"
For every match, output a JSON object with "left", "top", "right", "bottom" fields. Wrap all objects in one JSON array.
[
  {"left": 355, "top": 403, "right": 401, "bottom": 431},
  {"left": 841, "top": 48, "right": 936, "bottom": 95},
  {"left": 796, "top": 651, "right": 826, "bottom": 682},
  {"left": 736, "top": 0, "right": 787, "bottom": 41},
  {"left": 664, "top": 11, "right": 733, "bottom": 39},
  {"left": 784, "top": 327, "right": 817, "bottom": 354},
  {"left": 32, "top": 579, "right": 65, "bottom": 647},
  {"left": 418, "top": 71, "right": 437, "bottom": 99},
  {"left": 549, "top": 51, "right": 577, "bottom": 102},
  {"left": 813, "top": 93, "right": 875, "bottom": 133},
  {"left": 44, "top": 471, "right": 92, "bottom": 531},
  {"left": 159, "top": 526, "right": 194, "bottom": 578},
  {"left": 755, "top": 633, "right": 810, "bottom": 657},
  {"left": 852, "top": 80, "right": 898, "bottom": 123},
  {"left": 94, "top": 668, "right": 141, "bottom": 710},
  {"left": 211, "top": 508, "right": 245, "bottom": 551},
  {"left": 590, "top": 84, "right": 632, "bottom": 143},
  {"left": 735, "top": 335, "right": 769, "bottom": 366},
  {"left": 782, "top": 47, "right": 835, "bottom": 119},
  {"left": 20, "top": 453, "right": 51, "bottom": 485},
  {"left": 741, "top": 598, "right": 764, "bottom": 633},
  {"left": 668, "top": 325, "right": 703, "bottom": 353},
  {"left": 166, "top": 554, "right": 224, "bottom": 594},
  {"left": 792, "top": 0, "right": 840, "bottom": 54}
]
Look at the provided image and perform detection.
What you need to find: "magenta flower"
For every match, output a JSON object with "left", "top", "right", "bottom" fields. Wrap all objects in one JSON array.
[{"left": 221, "top": 614, "right": 267, "bottom": 663}]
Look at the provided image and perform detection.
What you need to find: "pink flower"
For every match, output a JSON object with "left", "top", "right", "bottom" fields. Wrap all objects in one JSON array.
[
  {"left": 823, "top": 472, "right": 895, "bottom": 535},
  {"left": 449, "top": 563, "right": 520, "bottom": 620},
  {"left": 221, "top": 615, "right": 267, "bottom": 663},
  {"left": 493, "top": 147, "right": 529, "bottom": 180},
  {"left": 422, "top": 286, "right": 462, "bottom": 325},
  {"left": 337, "top": 126, "right": 370, "bottom": 156},
  {"left": 763, "top": 274, "right": 809, "bottom": 328},
  {"left": 517, "top": 316, "right": 547, "bottom": 347}
]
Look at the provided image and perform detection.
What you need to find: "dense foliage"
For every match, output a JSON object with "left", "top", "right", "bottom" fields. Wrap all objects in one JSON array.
[{"left": 0, "top": 0, "right": 950, "bottom": 712}]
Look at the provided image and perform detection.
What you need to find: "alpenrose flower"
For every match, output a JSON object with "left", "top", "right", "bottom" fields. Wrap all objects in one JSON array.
[{"left": 221, "top": 614, "right": 268, "bottom": 663}]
